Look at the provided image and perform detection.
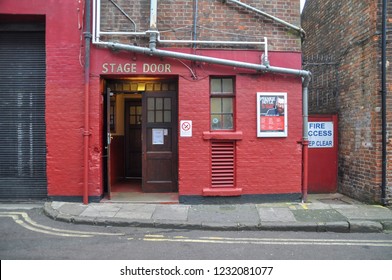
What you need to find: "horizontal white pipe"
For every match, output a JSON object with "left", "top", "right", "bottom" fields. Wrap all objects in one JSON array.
[
  {"left": 99, "top": 31, "right": 147, "bottom": 36},
  {"left": 95, "top": 40, "right": 309, "bottom": 77},
  {"left": 157, "top": 33, "right": 268, "bottom": 46}
]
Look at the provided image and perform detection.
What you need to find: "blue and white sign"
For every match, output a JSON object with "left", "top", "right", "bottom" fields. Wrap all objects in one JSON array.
[{"left": 308, "top": 122, "right": 334, "bottom": 148}]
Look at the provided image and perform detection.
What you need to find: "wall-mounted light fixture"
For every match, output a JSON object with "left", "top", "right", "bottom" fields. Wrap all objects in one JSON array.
[{"left": 137, "top": 83, "right": 146, "bottom": 91}]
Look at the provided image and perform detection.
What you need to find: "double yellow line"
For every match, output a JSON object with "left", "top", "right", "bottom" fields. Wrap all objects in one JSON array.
[
  {"left": 139, "top": 234, "right": 392, "bottom": 247},
  {"left": 0, "top": 211, "right": 124, "bottom": 238}
]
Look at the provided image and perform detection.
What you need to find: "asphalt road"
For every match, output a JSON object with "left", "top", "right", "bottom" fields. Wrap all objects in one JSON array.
[{"left": 1, "top": 205, "right": 392, "bottom": 260}]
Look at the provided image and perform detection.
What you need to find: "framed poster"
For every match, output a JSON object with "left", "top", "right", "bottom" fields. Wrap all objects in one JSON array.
[{"left": 257, "top": 92, "right": 288, "bottom": 137}]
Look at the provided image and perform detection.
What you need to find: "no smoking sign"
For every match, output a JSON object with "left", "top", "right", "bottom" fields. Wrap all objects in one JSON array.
[{"left": 180, "top": 120, "right": 192, "bottom": 137}]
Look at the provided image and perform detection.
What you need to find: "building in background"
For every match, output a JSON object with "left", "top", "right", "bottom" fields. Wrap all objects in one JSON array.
[
  {"left": 1, "top": 0, "right": 309, "bottom": 203},
  {"left": 302, "top": 0, "right": 391, "bottom": 205}
]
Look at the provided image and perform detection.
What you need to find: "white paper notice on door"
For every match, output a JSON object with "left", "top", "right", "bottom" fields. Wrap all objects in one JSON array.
[{"left": 152, "top": 128, "right": 164, "bottom": 145}]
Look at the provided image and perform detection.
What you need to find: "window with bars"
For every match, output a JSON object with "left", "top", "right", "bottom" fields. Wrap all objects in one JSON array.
[{"left": 210, "top": 77, "right": 234, "bottom": 130}]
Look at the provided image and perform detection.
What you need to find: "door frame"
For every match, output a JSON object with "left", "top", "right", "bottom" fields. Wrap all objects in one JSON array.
[
  {"left": 103, "top": 78, "right": 179, "bottom": 195},
  {"left": 124, "top": 99, "right": 142, "bottom": 179},
  {"left": 103, "top": 86, "right": 112, "bottom": 198}
]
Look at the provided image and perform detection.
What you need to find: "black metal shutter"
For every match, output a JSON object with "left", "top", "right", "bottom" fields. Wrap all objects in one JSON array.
[{"left": 0, "top": 27, "right": 47, "bottom": 200}]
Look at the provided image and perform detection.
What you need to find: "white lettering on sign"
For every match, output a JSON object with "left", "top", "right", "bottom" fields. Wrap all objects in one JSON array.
[
  {"left": 102, "top": 63, "right": 137, "bottom": 73},
  {"left": 260, "top": 97, "right": 276, "bottom": 104},
  {"left": 308, "top": 122, "right": 334, "bottom": 148},
  {"left": 142, "top": 63, "right": 171, "bottom": 73},
  {"left": 102, "top": 63, "right": 171, "bottom": 74}
]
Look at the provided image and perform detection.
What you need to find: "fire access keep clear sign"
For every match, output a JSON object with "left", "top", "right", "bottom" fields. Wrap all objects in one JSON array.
[{"left": 308, "top": 122, "right": 334, "bottom": 148}]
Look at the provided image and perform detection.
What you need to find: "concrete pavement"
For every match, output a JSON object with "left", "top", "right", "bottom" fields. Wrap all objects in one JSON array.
[{"left": 42, "top": 193, "right": 392, "bottom": 233}]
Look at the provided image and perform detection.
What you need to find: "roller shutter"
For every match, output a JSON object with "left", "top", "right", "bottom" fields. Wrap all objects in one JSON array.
[{"left": 0, "top": 26, "right": 47, "bottom": 200}]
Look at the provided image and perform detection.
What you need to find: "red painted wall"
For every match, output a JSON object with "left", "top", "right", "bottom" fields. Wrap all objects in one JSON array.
[
  {"left": 91, "top": 48, "right": 303, "bottom": 197},
  {"left": 176, "top": 63, "right": 302, "bottom": 196},
  {"left": 2, "top": 0, "right": 303, "bottom": 199},
  {"left": 1, "top": 0, "right": 103, "bottom": 198}
]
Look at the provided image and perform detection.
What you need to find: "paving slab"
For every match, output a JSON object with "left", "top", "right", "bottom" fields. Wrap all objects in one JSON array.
[
  {"left": 57, "top": 203, "right": 88, "bottom": 216},
  {"left": 89, "top": 203, "right": 123, "bottom": 212},
  {"left": 336, "top": 205, "right": 392, "bottom": 220},
  {"left": 80, "top": 204, "right": 120, "bottom": 218},
  {"left": 115, "top": 204, "right": 156, "bottom": 220},
  {"left": 292, "top": 209, "right": 347, "bottom": 223},
  {"left": 50, "top": 201, "right": 67, "bottom": 210},
  {"left": 302, "top": 202, "right": 332, "bottom": 210},
  {"left": 328, "top": 204, "right": 360, "bottom": 209},
  {"left": 152, "top": 205, "right": 189, "bottom": 221},
  {"left": 188, "top": 204, "right": 260, "bottom": 224},
  {"left": 120, "top": 204, "right": 157, "bottom": 212},
  {"left": 115, "top": 210, "right": 154, "bottom": 220},
  {"left": 257, "top": 207, "right": 297, "bottom": 222}
]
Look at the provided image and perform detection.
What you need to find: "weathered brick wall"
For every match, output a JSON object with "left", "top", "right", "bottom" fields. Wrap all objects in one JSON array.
[
  {"left": 99, "top": 0, "right": 301, "bottom": 51},
  {"left": 302, "top": 0, "right": 392, "bottom": 204},
  {"left": 380, "top": 0, "right": 392, "bottom": 204},
  {"left": 386, "top": 1, "right": 392, "bottom": 204}
]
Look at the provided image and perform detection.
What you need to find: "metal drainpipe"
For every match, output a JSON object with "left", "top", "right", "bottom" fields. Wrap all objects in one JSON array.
[
  {"left": 83, "top": 0, "right": 92, "bottom": 205},
  {"left": 193, "top": 0, "right": 198, "bottom": 49},
  {"left": 301, "top": 75, "right": 311, "bottom": 203},
  {"left": 149, "top": 0, "right": 158, "bottom": 49},
  {"left": 381, "top": 0, "right": 387, "bottom": 205}
]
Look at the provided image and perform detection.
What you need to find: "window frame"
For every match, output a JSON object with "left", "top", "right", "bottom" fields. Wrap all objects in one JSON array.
[{"left": 210, "top": 77, "right": 235, "bottom": 131}]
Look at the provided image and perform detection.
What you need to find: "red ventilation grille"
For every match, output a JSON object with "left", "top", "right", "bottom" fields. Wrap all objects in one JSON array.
[{"left": 211, "top": 141, "right": 235, "bottom": 188}]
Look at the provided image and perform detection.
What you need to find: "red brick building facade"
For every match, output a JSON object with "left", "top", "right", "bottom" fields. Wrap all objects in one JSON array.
[
  {"left": 302, "top": 0, "right": 392, "bottom": 205},
  {"left": 1, "top": 0, "right": 308, "bottom": 203}
]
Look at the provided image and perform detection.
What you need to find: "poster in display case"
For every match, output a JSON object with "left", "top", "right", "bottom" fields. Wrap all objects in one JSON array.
[{"left": 257, "top": 92, "right": 288, "bottom": 137}]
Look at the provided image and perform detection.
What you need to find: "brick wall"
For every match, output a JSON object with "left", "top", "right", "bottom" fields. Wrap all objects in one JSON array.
[
  {"left": 99, "top": 0, "right": 301, "bottom": 51},
  {"left": 383, "top": 0, "right": 392, "bottom": 204},
  {"left": 302, "top": 0, "right": 392, "bottom": 204},
  {"left": 176, "top": 61, "right": 303, "bottom": 197}
]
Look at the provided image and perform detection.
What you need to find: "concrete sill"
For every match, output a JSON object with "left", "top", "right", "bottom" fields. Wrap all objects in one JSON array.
[{"left": 202, "top": 131, "right": 243, "bottom": 140}]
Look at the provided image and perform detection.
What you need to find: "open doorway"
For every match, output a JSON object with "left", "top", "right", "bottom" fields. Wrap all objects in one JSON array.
[{"left": 102, "top": 77, "right": 179, "bottom": 203}]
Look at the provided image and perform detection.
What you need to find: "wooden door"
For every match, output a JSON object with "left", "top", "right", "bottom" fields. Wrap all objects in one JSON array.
[
  {"left": 142, "top": 91, "right": 178, "bottom": 192},
  {"left": 125, "top": 100, "right": 142, "bottom": 178}
]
